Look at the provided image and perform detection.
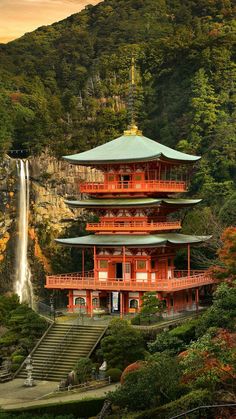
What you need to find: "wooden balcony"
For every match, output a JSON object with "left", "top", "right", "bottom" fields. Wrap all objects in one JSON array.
[
  {"left": 80, "top": 180, "right": 187, "bottom": 194},
  {"left": 46, "top": 270, "right": 214, "bottom": 292},
  {"left": 86, "top": 220, "right": 181, "bottom": 233}
]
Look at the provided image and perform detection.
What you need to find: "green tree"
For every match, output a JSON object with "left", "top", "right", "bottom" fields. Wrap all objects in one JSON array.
[
  {"left": 74, "top": 357, "right": 93, "bottom": 384},
  {"left": 109, "top": 353, "right": 181, "bottom": 411},
  {"left": 100, "top": 318, "right": 145, "bottom": 370}
]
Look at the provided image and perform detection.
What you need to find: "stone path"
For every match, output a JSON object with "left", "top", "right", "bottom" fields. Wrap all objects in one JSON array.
[{"left": 0, "top": 378, "right": 117, "bottom": 411}]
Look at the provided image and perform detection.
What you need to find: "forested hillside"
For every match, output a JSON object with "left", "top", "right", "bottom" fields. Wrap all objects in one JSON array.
[{"left": 0, "top": 0, "right": 235, "bottom": 241}]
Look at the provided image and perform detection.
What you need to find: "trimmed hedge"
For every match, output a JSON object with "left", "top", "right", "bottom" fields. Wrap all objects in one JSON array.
[
  {"left": 169, "top": 320, "right": 198, "bottom": 343},
  {"left": 2, "top": 397, "right": 105, "bottom": 418},
  {"left": 135, "top": 389, "right": 212, "bottom": 418},
  {"left": 105, "top": 368, "right": 122, "bottom": 382}
]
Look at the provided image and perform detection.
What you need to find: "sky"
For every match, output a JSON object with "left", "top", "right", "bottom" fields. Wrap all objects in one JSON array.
[{"left": 0, "top": 0, "right": 101, "bottom": 43}]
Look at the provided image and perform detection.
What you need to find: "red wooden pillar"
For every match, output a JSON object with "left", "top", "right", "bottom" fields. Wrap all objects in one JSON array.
[
  {"left": 120, "top": 292, "right": 123, "bottom": 318},
  {"left": 68, "top": 290, "right": 74, "bottom": 313},
  {"left": 139, "top": 291, "right": 144, "bottom": 311},
  {"left": 86, "top": 290, "right": 92, "bottom": 317},
  {"left": 196, "top": 288, "right": 199, "bottom": 313},
  {"left": 187, "top": 244, "right": 190, "bottom": 278},
  {"left": 122, "top": 246, "right": 126, "bottom": 281},
  {"left": 94, "top": 246, "right": 97, "bottom": 282}
]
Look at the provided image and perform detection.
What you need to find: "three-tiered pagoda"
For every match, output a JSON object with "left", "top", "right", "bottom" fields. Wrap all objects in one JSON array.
[{"left": 46, "top": 124, "right": 214, "bottom": 316}]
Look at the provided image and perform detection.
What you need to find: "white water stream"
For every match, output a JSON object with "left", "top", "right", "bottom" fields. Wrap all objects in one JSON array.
[{"left": 15, "top": 160, "right": 34, "bottom": 307}]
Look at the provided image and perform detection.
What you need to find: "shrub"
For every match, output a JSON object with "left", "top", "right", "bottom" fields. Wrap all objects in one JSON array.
[
  {"left": 11, "top": 355, "right": 25, "bottom": 364},
  {"left": 100, "top": 319, "right": 145, "bottom": 370},
  {"left": 105, "top": 368, "right": 122, "bottom": 382},
  {"left": 136, "top": 389, "right": 212, "bottom": 418},
  {"left": 2, "top": 397, "right": 105, "bottom": 417},
  {"left": 130, "top": 314, "right": 141, "bottom": 325},
  {"left": 169, "top": 320, "right": 198, "bottom": 343},
  {"left": 109, "top": 354, "right": 181, "bottom": 411},
  {"left": 74, "top": 357, "right": 93, "bottom": 383},
  {"left": 148, "top": 331, "right": 185, "bottom": 355}
]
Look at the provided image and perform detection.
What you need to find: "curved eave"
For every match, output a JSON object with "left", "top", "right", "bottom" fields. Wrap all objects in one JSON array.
[
  {"left": 55, "top": 234, "right": 211, "bottom": 248},
  {"left": 63, "top": 153, "right": 201, "bottom": 166},
  {"left": 65, "top": 198, "right": 202, "bottom": 209}
]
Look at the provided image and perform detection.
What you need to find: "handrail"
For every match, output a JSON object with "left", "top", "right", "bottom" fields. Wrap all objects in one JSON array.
[
  {"left": 80, "top": 179, "right": 187, "bottom": 193},
  {"left": 88, "top": 325, "right": 108, "bottom": 358},
  {"left": 41, "top": 323, "right": 77, "bottom": 380},
  {"left": 170, "top": 403, "right": 236, "bottom": 419},
  {"left": 46, "top": 272, "right": 215, "bottom": 292},
  {"left": 86, "top": 221, "right": 181, "bottom": 230}
]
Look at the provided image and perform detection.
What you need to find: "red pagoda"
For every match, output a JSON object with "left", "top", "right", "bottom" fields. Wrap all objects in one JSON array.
[{"left": 46, "top": 123, "right": 214, "bottom": 316}]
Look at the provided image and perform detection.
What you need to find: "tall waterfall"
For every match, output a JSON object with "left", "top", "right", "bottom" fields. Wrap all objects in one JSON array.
[{"left": 15, "top": 160, "right": 34, "bottom": 307}]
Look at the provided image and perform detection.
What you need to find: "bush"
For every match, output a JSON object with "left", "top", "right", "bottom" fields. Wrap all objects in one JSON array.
[
  {"left": 109, "top": 354, "right": 181, "bottom": 411},
  {"left": 11, "top": 355, "right": 25, "bottom": 364},
  {"left": 169, "top": 320, "right": 198, "bottom": 343},
  {"left": 105, "top": 368, "right": 122, "bottom": 382},
  {"left": 100, "top": 319, "right": 144, "bottom": 370},
  {"left": 3, "top": 397, "right": 105, "bottom": 417},
  {"left": 130, "top": 314, "right": 141, "bottom": 325},
  {"left": 74, "top": 357, "right": 93, "bottom": 383},
  {"left": 136, "top": 389, "right": 212, "bottom": 418},
  {"left": 148, "top": 331, "right": 185, "bottom": 355}
]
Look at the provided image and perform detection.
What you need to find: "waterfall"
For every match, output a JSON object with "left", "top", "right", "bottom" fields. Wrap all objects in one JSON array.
[{"left": 15, "top": 160, "right": 34, "bottom": 307}]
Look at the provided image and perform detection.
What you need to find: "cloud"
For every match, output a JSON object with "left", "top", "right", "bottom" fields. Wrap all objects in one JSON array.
[{"left": 0, "top": 0, "right": 101, "bottom": 43}]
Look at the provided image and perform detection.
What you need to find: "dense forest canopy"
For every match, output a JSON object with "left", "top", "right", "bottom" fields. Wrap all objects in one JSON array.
[{"left": 0, "top": 0, "right": 235, "bottom": 229}]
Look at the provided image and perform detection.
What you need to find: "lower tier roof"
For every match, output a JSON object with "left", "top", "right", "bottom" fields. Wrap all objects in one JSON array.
[
  {"left": 55, "top": 233, "right": 211, "bottom": 248},
  {"left": 65, "top": 198, "right": 202, "bottom": 209}
]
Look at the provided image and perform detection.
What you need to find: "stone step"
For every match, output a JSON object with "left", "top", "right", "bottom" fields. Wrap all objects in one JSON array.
[{"left": 16, "top": 323, "right": 106, "bottom": 381}]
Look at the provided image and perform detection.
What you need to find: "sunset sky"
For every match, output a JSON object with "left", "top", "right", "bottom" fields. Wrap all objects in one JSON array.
[{"left": 0, "top": 0, "right": 101, "bottom": 43}]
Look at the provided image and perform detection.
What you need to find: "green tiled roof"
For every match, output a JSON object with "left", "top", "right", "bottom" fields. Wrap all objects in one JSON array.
[
  {"left": 63, "top": 133, "right": 200, "bottom": 165},
  {"left": 55, "top": 234, "right": 211, "bottom": 248},
  {"left": 65, "top": 198, "right": 202, "bottom": 208}
]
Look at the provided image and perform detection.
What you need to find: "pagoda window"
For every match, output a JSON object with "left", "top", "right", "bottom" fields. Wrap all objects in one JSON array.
[
  {"left": 151, "top": 260, "right": 155, "bottom": 270},
  {"left": 120, "top": 174, "right": 131, "bottom": 186},
  {"left": 130, "top": 299, "right": 138, "bottom": 309},
  {"left": 192, "top": 290, "right": 196, "bottom": 302},
  {"left": 136, "top": 260, "right": 147, "bottom": 270},
  {"left": 99, "top": 260, "right": 108, "bottom": 269},
  {"left": 108, "top": 174, "right": 115, "bottom": 182},
  {"left": 92, "top": 297, "right": 99, "bottom": 307},
  {"left": 75, "top": 297, "right": 85, "bottom": 306}
]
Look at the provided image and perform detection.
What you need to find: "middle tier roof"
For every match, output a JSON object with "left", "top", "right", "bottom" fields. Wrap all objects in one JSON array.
[
  {"left": 56, "top": 233, "right": 211, "bottom": 248},
  {"left": 65, "top": 198, "right": 202, "bottom": 209}
]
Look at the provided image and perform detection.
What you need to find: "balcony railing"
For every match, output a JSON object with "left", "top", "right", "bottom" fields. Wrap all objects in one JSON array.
[
  {"left": 46, "top": 270, "right": 214, "bottom": 292},
  {"left": 86, "top": 221, "right": 181, "bottom": 232},
  {"left": 80, "top": 180, "right": 187, "bottom": 194}
]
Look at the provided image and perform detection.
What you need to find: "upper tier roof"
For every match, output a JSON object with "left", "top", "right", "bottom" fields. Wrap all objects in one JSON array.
[
  {"left": 63, "top": 127, "right": 200, "bottom": 165},
  {"left": 65, "top": 198, "right": 202, "bottom": 209},
  {"left": 55, "top": 233, "right": 211, "bottom": 248}
]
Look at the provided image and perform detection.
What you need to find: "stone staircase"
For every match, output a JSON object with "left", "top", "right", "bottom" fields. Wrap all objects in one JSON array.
[{"left": 17, "top": 323, "right": 106, "bottom": 382}]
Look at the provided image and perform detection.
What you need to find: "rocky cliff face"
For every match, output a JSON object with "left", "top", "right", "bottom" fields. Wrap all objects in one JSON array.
[{"left": 0, "top": 152, "right": 84, "bottom": 298}]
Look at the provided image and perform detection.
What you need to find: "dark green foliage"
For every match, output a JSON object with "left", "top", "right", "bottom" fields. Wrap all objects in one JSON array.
[
  {"left": 135, "top": 389, "right": 212, "bottom": 419},
  {"left": 219, "top": 192, "right": 236, "bottom": 226},
  {"left": 0, "top": 295, "right": 47, "bottom": 370},
  {"left": 105, "top": 368, "right": 122, "bottom": 382},
  {"left": 73, "top": 357, "right": 93, "bottom": 383},
  {"left": 100, "top": 318, "right": 145, "bottom": 370},
  {"left": 169, "top": 319, "right": 198, "bottom": 343},
  {"left": 109, "top": 353, "right": 182, "bottom": 411},
  {"left": 196, "top": 282, "right": 236, "bottom": 336},
  {"left": 148, "top": 331, "right": 185, "bottom": 355},
  {"left": 0, "top": 397, "right": 105, "bottom": 418},
  {"left": 0, "top": 415, "right": 75, "bottom": 419}
]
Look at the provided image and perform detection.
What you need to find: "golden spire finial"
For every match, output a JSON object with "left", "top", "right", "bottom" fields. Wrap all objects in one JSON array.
[{"left": 124, "top": 56, "right": 142, "bottom": 136}]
